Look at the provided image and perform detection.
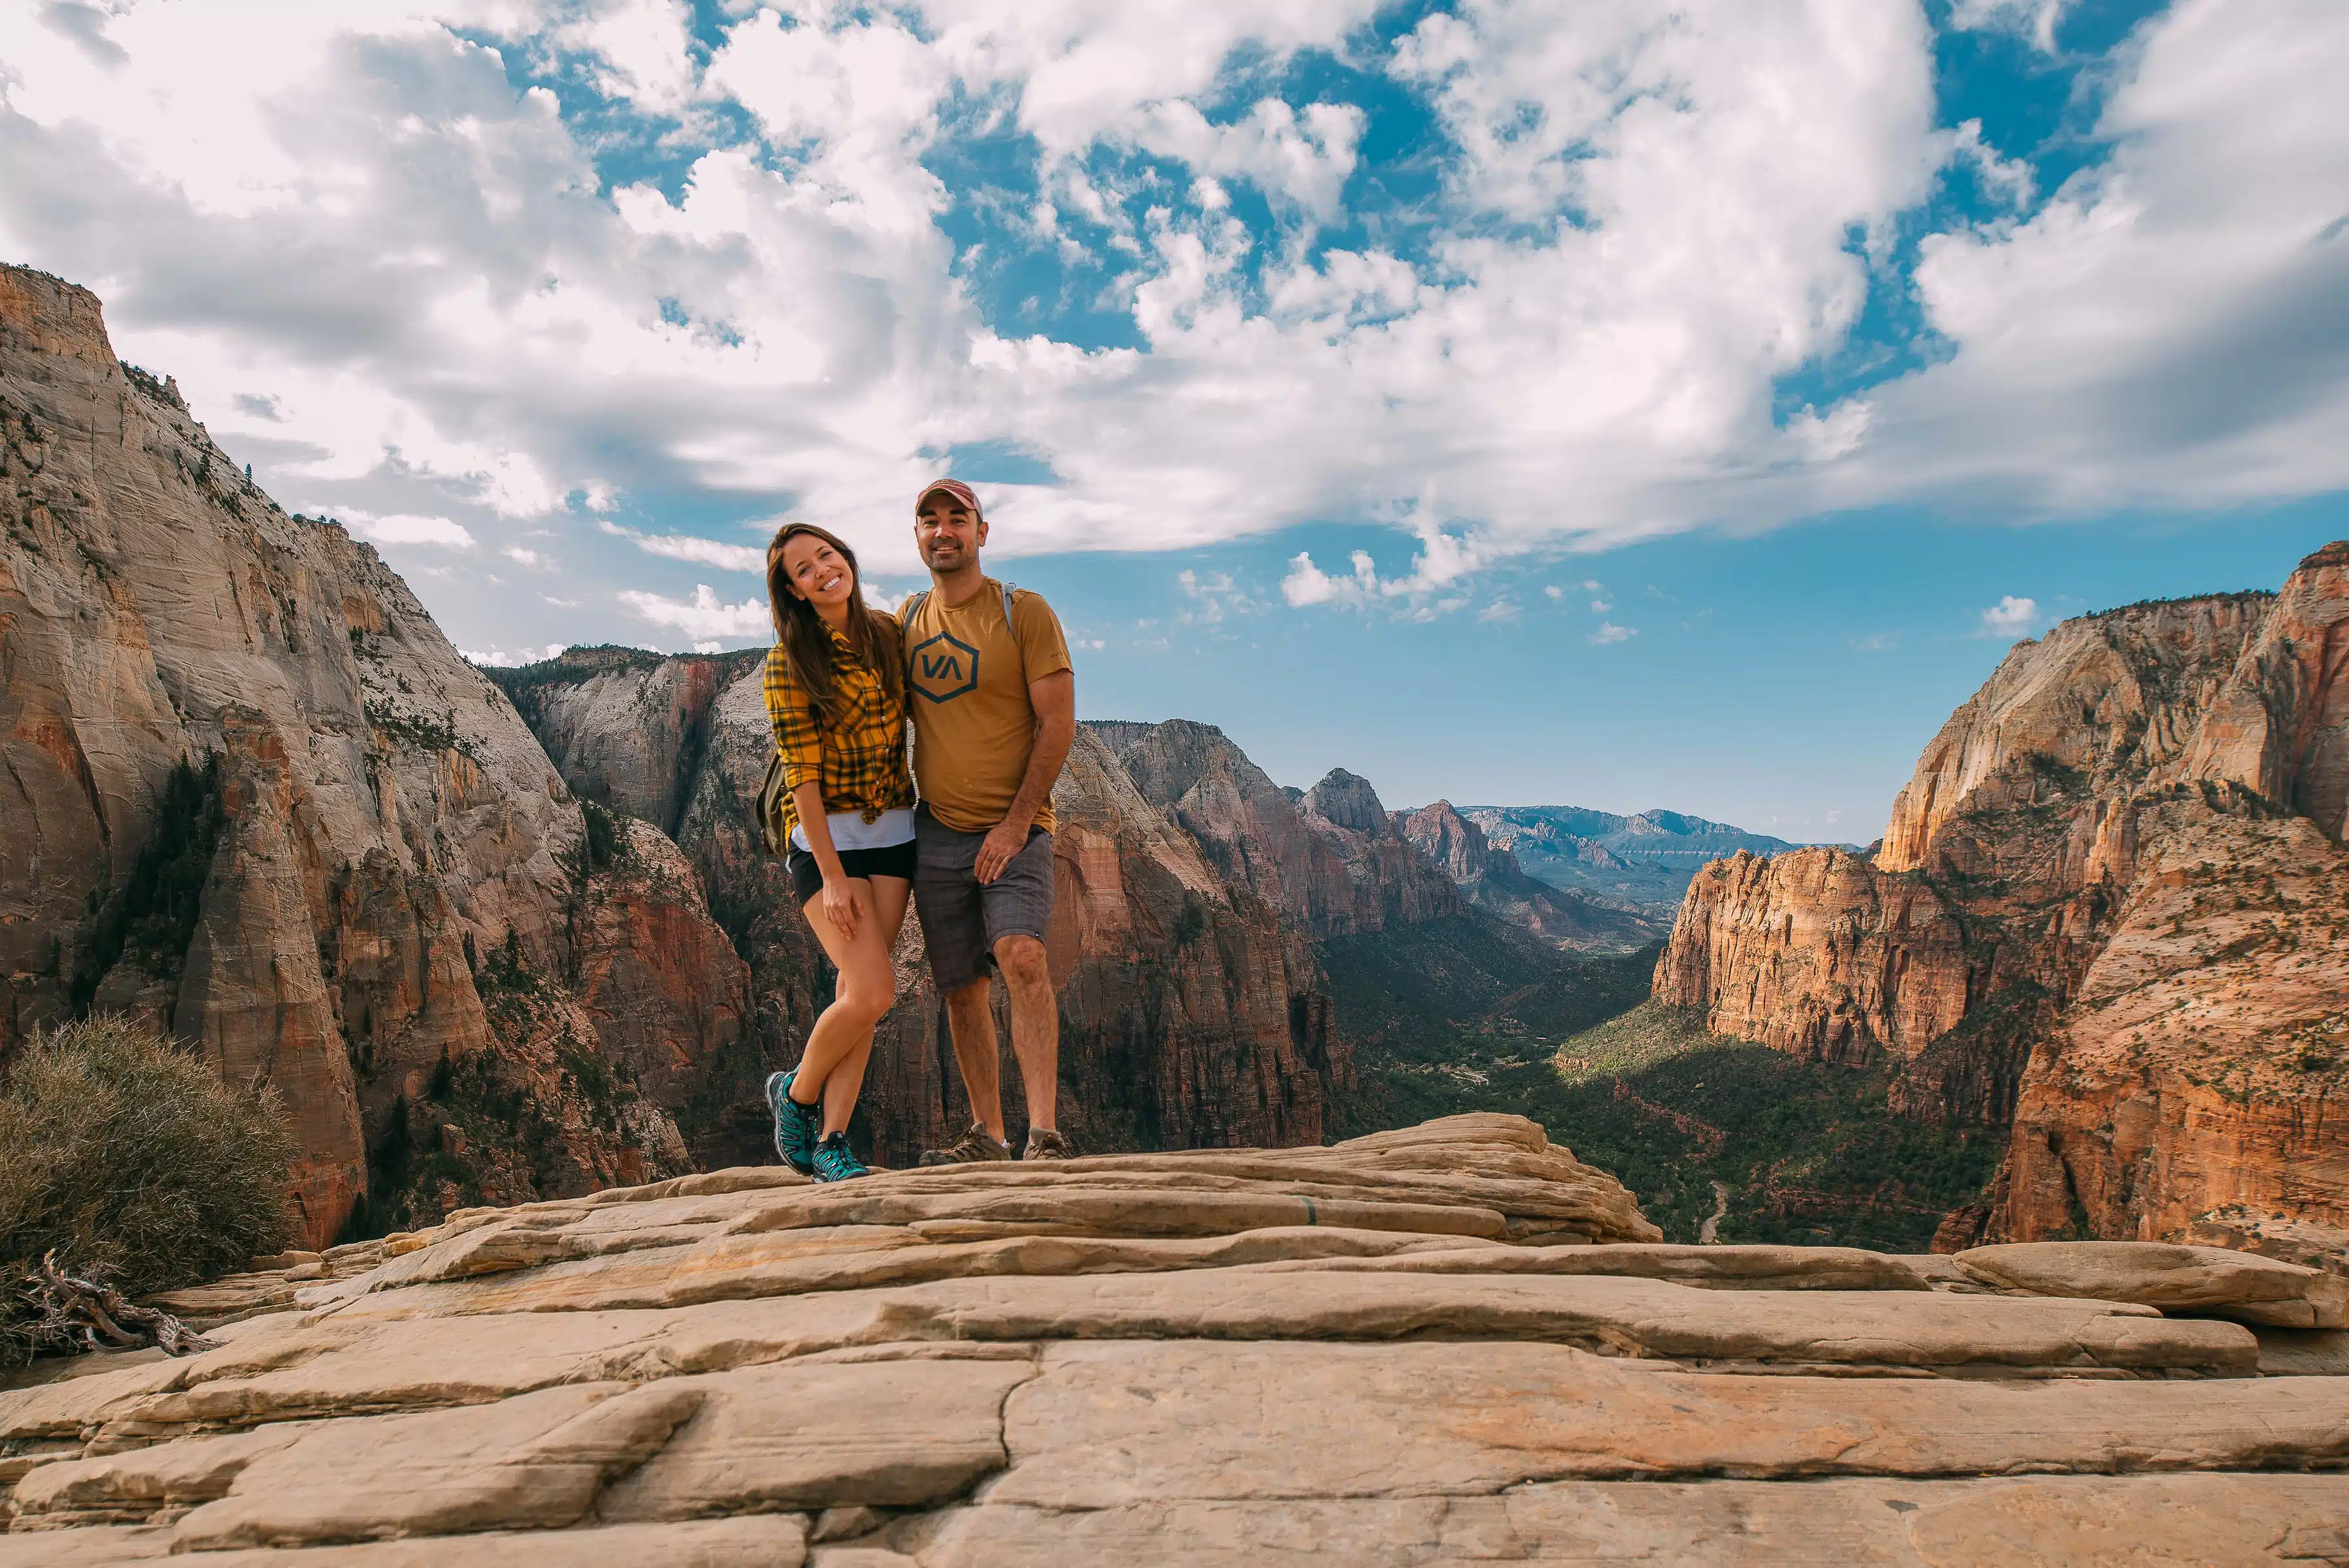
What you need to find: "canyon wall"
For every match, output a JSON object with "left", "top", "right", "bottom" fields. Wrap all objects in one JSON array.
[
  {"left": 1655, "top": 549, "right": 2349, "bottom": 1257},
  {"left": 508, "top": 675, "right": 1347, "bottom": 1169},
  {"left": 1394, "top": 799, "right": 1666, "bottom": 953},
  {"left": 1086, "top": 722, "right": 1463, "bottom": 939},
  {"left": 0, "top": 266, "right": 746, "bottom": 1245}
]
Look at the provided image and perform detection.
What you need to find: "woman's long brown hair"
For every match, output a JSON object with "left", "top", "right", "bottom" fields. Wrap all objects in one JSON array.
[{"left": 765, "top": 521, "right": 904, "bottom": 728}]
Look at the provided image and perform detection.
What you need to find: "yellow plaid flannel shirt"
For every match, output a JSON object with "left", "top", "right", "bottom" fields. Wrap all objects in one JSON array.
[{"left": 761, "top": 623, "right": 915, "bottom": 850}]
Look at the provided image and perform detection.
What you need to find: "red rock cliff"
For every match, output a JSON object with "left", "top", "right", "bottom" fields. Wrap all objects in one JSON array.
[
  {"left": 1653, "top": 548, "right": 2349, "bottom": 1262},
  {"left": 510, "top": 666, "right": 1347, "bottom": 1169},
  {"left": 0, "top": 266, "right": 743, "bottom": 1244}
]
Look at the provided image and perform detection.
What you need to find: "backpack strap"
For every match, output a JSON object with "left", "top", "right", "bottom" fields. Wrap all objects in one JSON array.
[
  {"left": 999, "top": 581, "right": 1024, "bottom": 683},
  {"left": 900, "top": 582, "right": 1027, "bottom": 681}
]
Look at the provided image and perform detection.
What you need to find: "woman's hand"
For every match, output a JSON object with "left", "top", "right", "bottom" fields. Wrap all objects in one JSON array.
[{"left": 820, "top": 876, "right": 861, "bottom": 940}]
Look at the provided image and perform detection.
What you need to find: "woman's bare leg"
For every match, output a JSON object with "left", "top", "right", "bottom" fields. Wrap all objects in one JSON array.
[{"left": 795, "top": 876, "right": 910, "bottom": 1137}]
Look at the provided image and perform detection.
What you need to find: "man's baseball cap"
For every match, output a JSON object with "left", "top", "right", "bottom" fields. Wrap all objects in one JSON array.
[{"left": 914, "top": 477, "right": 981, "bottom": 517}]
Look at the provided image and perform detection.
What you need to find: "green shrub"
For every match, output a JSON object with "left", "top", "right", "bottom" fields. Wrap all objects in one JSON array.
[{"left": 1, "top": 1017, "right": 297, "bottom": 1363}]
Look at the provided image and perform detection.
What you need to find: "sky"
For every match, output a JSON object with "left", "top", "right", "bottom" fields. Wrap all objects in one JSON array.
[{"left": 3, "top": 0, "right": 2344, "bottom": 840}]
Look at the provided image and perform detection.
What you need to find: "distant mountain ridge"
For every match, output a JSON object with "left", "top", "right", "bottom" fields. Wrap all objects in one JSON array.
[{"left": 1455, "top": 805, "right": 1804, "bottom": 912}]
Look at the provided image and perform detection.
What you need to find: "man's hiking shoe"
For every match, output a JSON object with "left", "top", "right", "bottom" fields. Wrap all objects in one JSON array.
[
  {"left": 765, "top": 1069, "right": 819, "bottom": 1176},
  {"left": 810, "top": 1132, "right": 870, "bottom": 1183},
  {"left": 1024, "top": 1128, "right": 1075, "bottom": 1161},
  {"left": 918, "top": 1123, "right": 1013, "bottom": 1166}
]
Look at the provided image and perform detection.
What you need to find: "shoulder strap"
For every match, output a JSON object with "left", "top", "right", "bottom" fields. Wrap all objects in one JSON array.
[
  {"left": 999, "top": 581, "right": 1024, "bottom": 683},
  {"left": 898, "top": 584, "right": 1027, "bottom": 681},
  {"left": 900, "top": 589, "right": 929, "bottom": 669}
]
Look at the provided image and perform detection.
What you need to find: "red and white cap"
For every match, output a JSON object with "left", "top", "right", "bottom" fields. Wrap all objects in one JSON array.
[{"left": 914, "top": 477, "right": 981, "bottom": 518}]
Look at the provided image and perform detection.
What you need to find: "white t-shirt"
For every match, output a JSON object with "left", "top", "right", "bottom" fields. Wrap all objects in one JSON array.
[{"left": 790, "top": 807, "right": 915, "bottom": 854}]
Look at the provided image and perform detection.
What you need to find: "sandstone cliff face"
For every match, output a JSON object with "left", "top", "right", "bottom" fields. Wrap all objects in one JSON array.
[
  {"left": 1088, "top": 724, "right": 1465, "bottom": 940},
  {"left": 1988, "top": 801, "right": 2349, "bottom": 1250},
  {"left": 507, "top": 668, "right": 1347, "bottom": 1168},
  {"left": 1396, "top": 799, "right": 1667, "bottom": 953},
  {"left": 1656, "top": 847, "right": 1970, "bottom": 1069},
  {"left": 0, "top": 267, "right": 735, "bottom": 1244},
  {"left": 1655, "top": 547, "right": 2349, "bottom": 1262},
  {"left": 500, "top": 646, "right": 746, "bottom": 836}
]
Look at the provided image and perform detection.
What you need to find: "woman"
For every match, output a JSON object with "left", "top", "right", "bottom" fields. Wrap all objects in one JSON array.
[{"left": 760, "top": 521, "right": 915, "bottom": 1183}]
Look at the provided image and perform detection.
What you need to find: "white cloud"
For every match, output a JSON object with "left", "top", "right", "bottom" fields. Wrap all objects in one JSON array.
[
  {"left": 618, "top": 584, "right": 773, "bottom": 641},
  {"left": 1786, "top": 399, "right": 1875, "bottom": 463},
  {"left": 1805, "top": 0, "right": 2349, "bottom": 519},
  {"left": 346, "top": 512, "right": 476, "bottom": 549},
  {"left": 598, "top": 519, "right": 767, "bottom": 574},
  {"left": 464, "top": 641, "right": 566, "bottom": 667},
  {"left": 0, "top": 0, "right": 2335, "bottom": 661},
  {"left": 504, "top": 546, "right": 551, "bottom": 568},
  {"left": 1978, "top": 595, "right": 2042, "bottom": 638},
  {"left": 554, "top": 0, "right": 699, "bottom": 114},
  {"left": 1590, "top": 622, "right": 1636, "bottom": 645},
  {"left": 1281, "top": 517, "right": 1492, "bottom": 611},
  {"left": 1129, "top": 97, "right": 1366, "bottom": 221},
  {"left": 1178, "top": 568, "right": 1235, "bottom": 596},
  {"left": 1589, "top": 598, "right": 1612, "bottom": 613},
  {"left": 1476, "top": 598, "right": 1518, "bottom": 623},
  {"left": 1543, "top": 584, "right": 1563, "bottom": 600},
  {"left": 1946, "top": 0, "right": 2068, "bottom": 52},
  {"left": 1280, "top": 551, "right": 1353, "bottom": 607}
]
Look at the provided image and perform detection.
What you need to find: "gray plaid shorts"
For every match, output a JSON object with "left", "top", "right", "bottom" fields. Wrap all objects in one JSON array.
[{"left": 912, "top": 807, "right": 1055, "bottom": 993}]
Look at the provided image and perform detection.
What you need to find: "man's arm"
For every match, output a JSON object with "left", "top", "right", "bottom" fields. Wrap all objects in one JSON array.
[{"left": 975, "top": 668, "right": 1075, "bottom": 884}]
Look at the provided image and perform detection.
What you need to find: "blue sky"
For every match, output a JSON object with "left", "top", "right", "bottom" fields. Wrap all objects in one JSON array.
[{"left": 4, "top": 0, "right": 2344, "bottom": 838}]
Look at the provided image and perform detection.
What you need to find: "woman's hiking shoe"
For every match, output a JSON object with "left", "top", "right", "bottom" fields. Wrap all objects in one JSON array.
[
  {"left": 1024, "top": 1128, "right": 1075, "bottom": 1161},
  {"left": 765, "top": 1069, "right": 819, "bottom": 1176},
  {"left": 917, "top": 1123, "right": 1013, "bottom": 1165},
  {"left": 810, "top": 1132, "right": 870, "bottom": 1182}
]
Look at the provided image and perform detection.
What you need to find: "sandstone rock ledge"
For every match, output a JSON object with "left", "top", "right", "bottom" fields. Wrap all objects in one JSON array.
[{"left": 3, "top": 1116, "right": 2346, "bottom": 1565}]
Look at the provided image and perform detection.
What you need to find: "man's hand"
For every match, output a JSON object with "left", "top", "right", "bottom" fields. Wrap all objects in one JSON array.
[{"left": 974, "top": 820, "right": 1030, "bottom": 884}]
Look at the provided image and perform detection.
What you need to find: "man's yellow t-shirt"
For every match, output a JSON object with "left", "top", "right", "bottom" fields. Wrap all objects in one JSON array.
[{"left": 898, "top": 577, "right": 1072, "bottom": 834}]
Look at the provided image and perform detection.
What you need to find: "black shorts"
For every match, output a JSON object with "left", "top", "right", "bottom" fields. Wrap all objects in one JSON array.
[{"left": 786, "top": 838, "right": 917, "bottom": 906}]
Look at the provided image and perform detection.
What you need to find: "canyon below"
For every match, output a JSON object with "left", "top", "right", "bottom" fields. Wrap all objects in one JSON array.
[{"left": 7, "top": 260, "right": 2348, "bottom": 1282}]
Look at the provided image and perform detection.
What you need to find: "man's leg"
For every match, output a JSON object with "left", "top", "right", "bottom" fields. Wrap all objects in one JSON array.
[
  {"left": 943, "top": 974, "right": 1005, "bottom": 1143},
  {"left": 993, "top": 934, "right": 1058, "bottom": 1134},
  {"left": 914, "top": 814, "right": 1011, "bottom": 1163}
]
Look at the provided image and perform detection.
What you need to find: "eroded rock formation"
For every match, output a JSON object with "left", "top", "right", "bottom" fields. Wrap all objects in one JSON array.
[
  {"left": 5, "top": 1116, "right": 2344, "bottom": 1562},
  {"left": 504, "top": 668, "right": 1347, "bottom": 1169},
  {"left": 0, "top": 266, "right": 741, "bottom": 1245},
  {"left": 1088, "top": 724, "right": 1466, "bottom": 939},
  {"left": 1655, "top": 548, "right": 2349, "bottom": 1261},
  {"left": 1395, "top": 799, "right": 1666, "bottom": 952}
]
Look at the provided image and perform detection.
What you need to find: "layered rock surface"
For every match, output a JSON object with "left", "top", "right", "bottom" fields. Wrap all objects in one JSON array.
[
  {"left": 5, "top": 1116, "right": 2346, "bottom": 1565},
  {"left": 0, "top": 266, "right": 743, "bottom": 1245},
  {"left": 1654, "top": 548, "right": 2349, "bottom": 1261}
]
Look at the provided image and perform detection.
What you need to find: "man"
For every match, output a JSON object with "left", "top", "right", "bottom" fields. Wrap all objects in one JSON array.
[{"left": 900, "top": 478, "right": 1078, "bottom": 1163}]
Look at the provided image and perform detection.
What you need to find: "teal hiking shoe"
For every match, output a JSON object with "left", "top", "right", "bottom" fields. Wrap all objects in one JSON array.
[
  {"left": 810, "top": 1131, "right": 870, "bottom": 1183},
  {"left": 765, "top": 1068, "right": 819, "bottom": 1176}
]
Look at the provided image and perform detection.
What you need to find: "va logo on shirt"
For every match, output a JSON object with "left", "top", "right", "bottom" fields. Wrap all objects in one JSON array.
[{"left": 909, "top": 630, "right": 980, "bottom": 703}]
